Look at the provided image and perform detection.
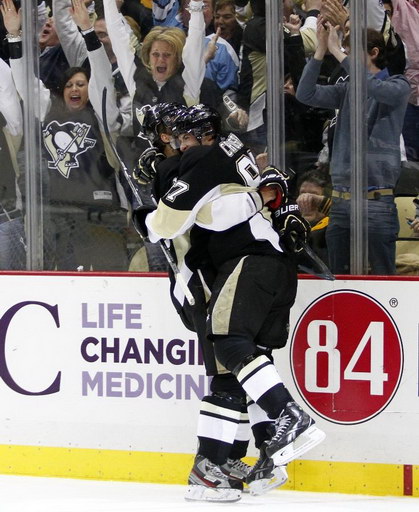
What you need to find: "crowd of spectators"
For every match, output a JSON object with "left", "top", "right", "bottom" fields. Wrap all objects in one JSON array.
[{"left": 0, "top": 0, "right": 418, "bottom": 274}]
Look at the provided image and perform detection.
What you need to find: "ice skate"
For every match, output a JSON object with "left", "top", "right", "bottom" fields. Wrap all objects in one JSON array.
[
  {"left": 220, "top": 458, "right": 252, "bottom": 491},
  {"left": 246, "top": 443, "right": 288, "bottom": 496},
  {"left": 185, "top": 455, "right": 242, "bottom": 502},
  {"left": 265, "top": 401, "right": 325, "bottom": 466}
]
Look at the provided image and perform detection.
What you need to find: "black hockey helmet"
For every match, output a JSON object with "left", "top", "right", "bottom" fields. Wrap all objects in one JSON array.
[
  {"left": 136, "top": 102, "right": 187, "bottom": 143},
  {"left": 172, "top": 104, "right": 221, "bottom": 140}
]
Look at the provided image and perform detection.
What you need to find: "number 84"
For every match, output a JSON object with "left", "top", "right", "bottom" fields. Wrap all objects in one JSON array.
[{"left": 304, "top": 320, "right": 388, "bottom": 396}]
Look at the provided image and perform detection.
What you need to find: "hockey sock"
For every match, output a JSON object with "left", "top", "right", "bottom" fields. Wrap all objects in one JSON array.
[
  {"left": 196, "top": 394, "right": 241, "bottom": 465},
  {"left": 228, "top": 404, "right": 250, "bottom": 460},
  {"left": 247, "top": 398, "right": 274, "bottom": 448},
  {"left": 236, "top": 355, "right": 292, "bottom": 419}
]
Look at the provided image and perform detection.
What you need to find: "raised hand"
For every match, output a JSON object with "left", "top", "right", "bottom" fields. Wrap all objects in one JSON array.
[
  {"left": 327, "top": 22, "right": 345, "bottom": 60},
  {"left": 69, "top": 0, "right": 92, "bottom": 32},
  {"left": 226, "top": 107, "right": 248, "bottom": 132},
  {"left": 304, "top": 0, "right": 323, "bottom": 11},
  {"left": 284, "top": 13, "right": 302, "bottom": 36},
  {"left": 315, "top": 15, "right": 329, "bottom": 56},
  {"left": 0, "top": 0, "right": 22, "bottom": 37},
  {"left": 321, "top": 0, "right": 348, "bottom": 28},
  {"left": 204, "top": 27, "right": 221, "bottom": 64}
]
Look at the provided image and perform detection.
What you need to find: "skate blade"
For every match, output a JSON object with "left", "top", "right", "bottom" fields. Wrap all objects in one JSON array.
[
  {"left": 248, "top": 466, "right": 288, "bottom": 496},
  {"left": 184, "top": 485, "right": 241, "bottom": 502},
  {"left": 271, "top": 425, "right": 326, "bottom": 466}
]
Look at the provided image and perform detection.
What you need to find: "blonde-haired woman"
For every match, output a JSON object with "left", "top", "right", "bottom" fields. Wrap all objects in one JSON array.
[
  {"left": 103, "top": 0, "right": 222, "bottom": 141},
  {"left": 140, "top": 25, "right": 186, "bottom": 73}
]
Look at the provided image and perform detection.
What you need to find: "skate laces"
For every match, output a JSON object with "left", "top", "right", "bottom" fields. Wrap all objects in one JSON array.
[
  {"left": 271, "top": 413, "right": 292, "bottom": 441},
  {"left": 207, "top": 460, "right": 228, "bottom": 480},
  {"left": 227, "top": 458, "right": 251, "bottom": 475}
]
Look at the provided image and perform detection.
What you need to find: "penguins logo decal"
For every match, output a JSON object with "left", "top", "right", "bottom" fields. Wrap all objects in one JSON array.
[
  {"left": 135, "top": 105, "right": 153, "bottom": 141},
  {"left": 43, "top": 121, "right": 96, "bottom": 178}
]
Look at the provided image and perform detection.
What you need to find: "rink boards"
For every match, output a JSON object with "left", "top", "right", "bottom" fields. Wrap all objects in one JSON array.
[{"left": 0, "top": 272, "right": 418, "bottom": 497}]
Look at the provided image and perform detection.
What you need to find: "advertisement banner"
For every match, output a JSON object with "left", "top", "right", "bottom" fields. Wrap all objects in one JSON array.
[
  {"left": 0, "top": 275, "right": 208, "bottom": 454},
  {"left": 1, "top": 274, "right": 418, "bottom": 466}
]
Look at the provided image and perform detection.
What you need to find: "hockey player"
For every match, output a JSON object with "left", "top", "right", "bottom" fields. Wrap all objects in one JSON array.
[
  {"left": 141, "top": 103, "right": 326, "bottom": 498},
  {"left": 133, "top": 103, "right": 255, "bottom": 503}
]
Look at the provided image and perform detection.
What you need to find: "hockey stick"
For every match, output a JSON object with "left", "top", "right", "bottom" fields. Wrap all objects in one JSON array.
[
  {"left": 277, "top": 168, "right": 334, "bottom": 281},
  {"left": 297, "top": 241, "right": 335, "bottom": 281},
  {"left": 101, "top": 87, "right": 195, "bottom": 305}
]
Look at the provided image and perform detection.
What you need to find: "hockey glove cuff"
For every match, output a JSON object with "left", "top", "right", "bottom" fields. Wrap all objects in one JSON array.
[
  {"left": 132, "top": 205, "right": 157, "bottom": 241},
  {"left": 259, "top": 166, "right": 289, "bottom": 194},
  {"left": 273, "top": 200, "right": 311, "bottom": 253}
]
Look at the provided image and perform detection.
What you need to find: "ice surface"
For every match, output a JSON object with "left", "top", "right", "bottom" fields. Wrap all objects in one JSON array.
[{"left": 0, "top": 475, "right": 418, "bottom": 512}]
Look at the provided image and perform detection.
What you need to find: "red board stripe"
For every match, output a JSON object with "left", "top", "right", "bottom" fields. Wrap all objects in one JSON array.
[{"left": 404, "top": 464, "right": 413, "bottom": 496}]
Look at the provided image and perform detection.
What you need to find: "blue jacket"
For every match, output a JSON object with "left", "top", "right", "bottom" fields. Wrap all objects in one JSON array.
[
  {"left": 296, "top": 56, "right": 410, "bottom": 190},
  {"left": 204, "top": 35, "right": 239, "bottom": 91}
]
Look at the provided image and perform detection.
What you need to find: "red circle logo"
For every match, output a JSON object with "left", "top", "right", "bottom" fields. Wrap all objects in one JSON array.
[{"left": 290, "top": 290, "right": 403, "bottom": 424}]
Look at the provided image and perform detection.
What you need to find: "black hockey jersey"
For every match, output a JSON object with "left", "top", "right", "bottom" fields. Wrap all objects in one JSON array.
[
  {"left": 42, "top": 105, "right": 121, "bottom": 210},
  {"left": 151, "top": 153, "right": 182, "bottom": 203},
  {"left": 151, "top": 153, "right": 213, "bottom": 317},
  {"left": 146, "top": 133, "right": 284, "bottom": 267}
]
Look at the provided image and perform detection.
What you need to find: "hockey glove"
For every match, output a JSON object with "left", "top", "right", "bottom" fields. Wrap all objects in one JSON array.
[
  {"left": 133, "top": 147, "right": 165, "bottom": 185},
  {"left": 272, "top": 199, "right": 311, "bottom": 253},
  {"left": 259, "top": 166, "right": 290, "bottom": 210},
  {"left": 132, "top": 204, "right": 157, "bottom": 241}
]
